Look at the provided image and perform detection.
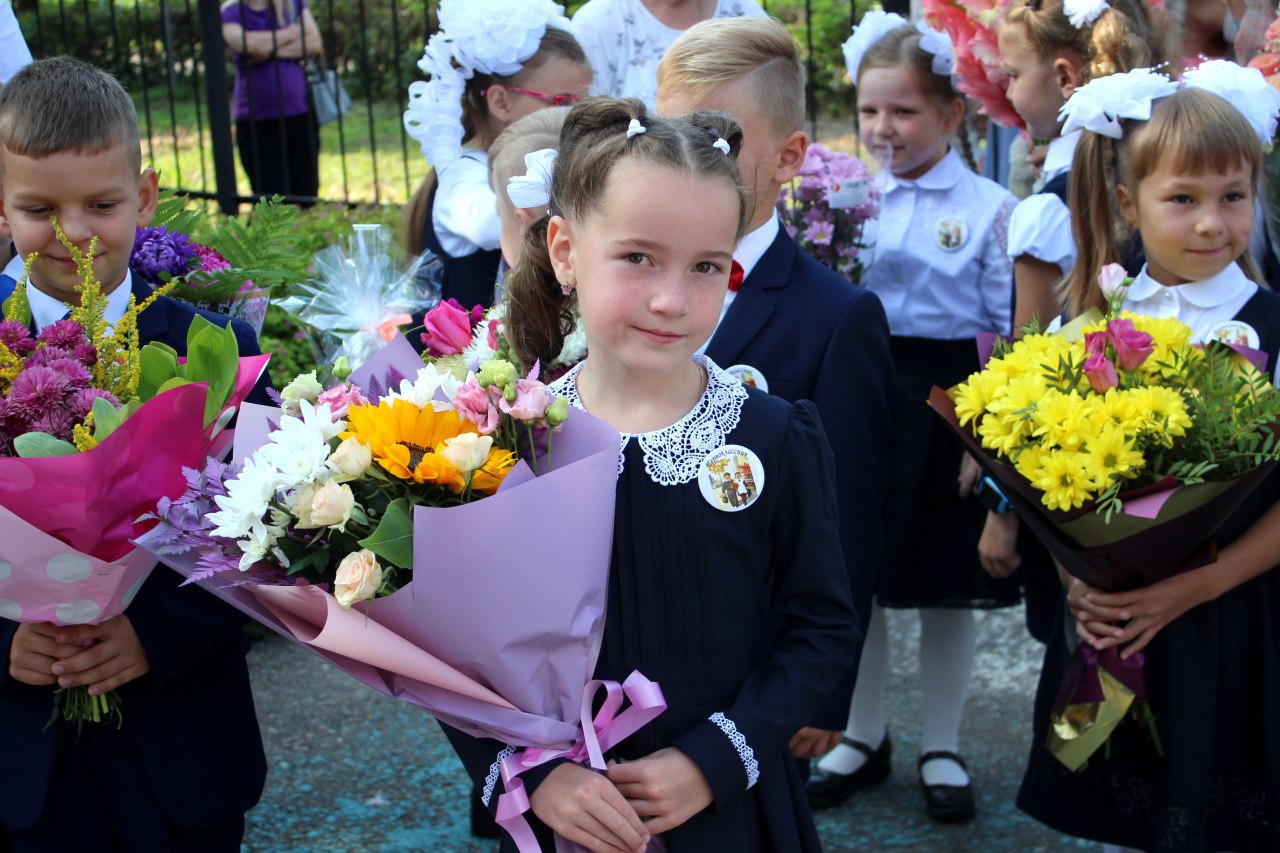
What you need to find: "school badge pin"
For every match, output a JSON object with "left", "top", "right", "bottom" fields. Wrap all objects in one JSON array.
[
  {"left": 724, "top": 364, "right": 768, "bottom": 393},
  {"left": 699, "top": 445, "right": 765, "bottom": 513},
  {"left": 936, "top": 217, "right": 968, "bottom": 251},
  {"left": 1206, "top": 320, "right": 1260, "bottom": 350}
]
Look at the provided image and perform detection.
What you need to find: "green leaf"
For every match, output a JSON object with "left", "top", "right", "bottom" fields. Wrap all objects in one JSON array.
[
  {"left": 184, "top": 317, "right": 240, "bottom": 426},
  {"left": 89, "top": 396, "right": 127, "bottom": 443},
  {"left": 285, "top": 547, "right": 332, "bottom": 578},
  {"left": 357, "top": 498, "right": 414, "bottom": 570},
  {"left": 138, "top": 343, "right": 181, "bottom": 400},
  {"left": 13, "top": 432, "right": 78, "bottom": 457}
]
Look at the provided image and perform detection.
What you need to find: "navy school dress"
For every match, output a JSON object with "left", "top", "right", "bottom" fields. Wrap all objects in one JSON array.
[
  {"left": 445, "top": 358, "right": 858, "bottom": 851},
  {"left": 1017, "top": 287, "right": 1280, "bottom": 851},
  {"left": 0, "top": 274, "right": 272, "bottom": 849}
]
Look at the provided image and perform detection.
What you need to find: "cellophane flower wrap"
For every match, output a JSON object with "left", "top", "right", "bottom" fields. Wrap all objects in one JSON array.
[
  {"left": 131, "top": 191, "right": 309, "bottom": 336},
  {"left": 0, "top": 225, "right": 271, "bottom": 728},
  {"left": 775, "top": 142, "right": 879, "bottom": 283},
  {"left": 922, "top": 0, "right": 1024, "bottom": 129},
  {"left": 275, "top": 225, "right": 439, "bottom": 377},
  {"left": 930, "top": 264, "right": 1280, "bottom": 771},
  {"left": 137, "top": 335, "right": 663, "bottom": 852}
]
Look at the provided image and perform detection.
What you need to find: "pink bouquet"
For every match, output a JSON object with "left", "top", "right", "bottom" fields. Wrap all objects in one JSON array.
[{"left": 776, "top": 142, "right": 879, "bottom": 283}]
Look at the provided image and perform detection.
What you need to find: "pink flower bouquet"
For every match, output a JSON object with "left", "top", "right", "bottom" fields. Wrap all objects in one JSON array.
[
  {"left": 923, "top": 0, "right": 1025, "bottom": 129},
  {"left": 776, "top": 142, "right": 879, "bottom": 283}
]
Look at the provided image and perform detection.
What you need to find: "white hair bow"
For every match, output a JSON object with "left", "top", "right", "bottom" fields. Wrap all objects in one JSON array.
[
  {"left": 843, "top": 10, "right": 907, "bottom": 82},
  {"left": 1059, "top": 67, "right": 1179, "bottom": 138},
  {"left": 915, "top": 21, "right": 955, "bottom": 78},
  {"left": 1063, "top": 0, "right": 1110, "bottom": 29},
  {"left": 711, "top": 137, "right": 731, "bottom": 155},
  {"left": 506, "top": 148, "right": 558, "bottom": 209},
  {"left": 626, "top": 118, "right": 647, "bottom": 139},
  {"left": 1183, "top": 60, "right": 1280, "bottom": 144}
]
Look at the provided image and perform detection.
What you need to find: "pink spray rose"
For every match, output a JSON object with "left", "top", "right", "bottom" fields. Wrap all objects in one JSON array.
[
  {"left": 316, "top": 383, "right": 368, "bottom": 421},
  {"left": 1096, "top": 263, "right": 1130, "bottom": 300},
  {"left": 1084, "top": 330, "right": 1108, "bottom": 357},
  {"left": 453, "top": 377, "right": 501, "bottom": 435},
  {"left": 1106, "top": 318, "right": 1155, "bottom": 371},
  {"left": 420, "top": 299, "right": 476, "bottom": 357},
  {"left": 1083, "top": 353, "right": 1119, "bottom": 393}
]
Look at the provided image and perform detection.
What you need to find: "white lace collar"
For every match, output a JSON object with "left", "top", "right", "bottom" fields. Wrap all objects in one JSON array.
[{"left": 549, "top": 354, "right": 749, "bottom": 486}]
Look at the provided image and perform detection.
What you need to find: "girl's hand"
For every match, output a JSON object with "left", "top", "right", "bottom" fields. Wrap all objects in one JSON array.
[
  {"left": 529, "top": 763, "right": 649, "bottom": 853},
  {"left": 790, "top": 726, "right": 842, "bottom": 758},
  {"left": 978, "top": 511, "right": 1021, "bottom": 578},
  {"left": 957, "top": 453, "right": 982, "bottom": 497},
  {"left": 8, "top": 622, "right": 82, "bottom": 687},
  {"left": 1068, "top": 570, "right": 1213, "bottom": 658},
  {"left": 49, "top": 616, "right": 150, "bottom": 695},
  {"left": 608, "top": 747, "right": 713, "bottom": 835}
]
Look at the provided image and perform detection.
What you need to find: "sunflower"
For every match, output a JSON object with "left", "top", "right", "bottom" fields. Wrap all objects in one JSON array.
[{"left": 341, "top": 399, "right": 516, "bottom": 493}]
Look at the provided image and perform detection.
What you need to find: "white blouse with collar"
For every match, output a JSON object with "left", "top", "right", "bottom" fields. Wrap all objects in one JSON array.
[
  {"left": 1121, "top": 262, "right": 1258, "bottom": 344},
  {"left": 1007, "top": 130, "right": 1080, "bottom": 273}
]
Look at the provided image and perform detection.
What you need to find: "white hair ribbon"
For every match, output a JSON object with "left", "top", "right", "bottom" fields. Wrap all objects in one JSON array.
[
  {"left": 1182, "top": 60, "right": 1280, "bottom": 144},
  {"left": 915, "top": 21, "right": 955, "bottom": 78},
  {"left": 626, "top": 118, "right": 647, "bottom": 139},
  {"left": 712, "top": 137, "right": 731, "bottom": 155},
  {"left": 506, "top": 148, "right": 558, "bottom": 209},
  {"left": 1063, "top": 0, "right": 1110, "bottom": 29},
  {"left": 1058, "top": 67, "right": 1179, "bottom": 138},
  {"left": 404, "top": 0, "right": 571, "bottom": 173},
  {"left": 843, "top": 10, "right": 908, "bottom": 82}
]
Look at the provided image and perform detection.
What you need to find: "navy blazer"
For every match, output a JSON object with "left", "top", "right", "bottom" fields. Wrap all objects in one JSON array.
[
  {"left": 0, "top": 276, "right": 270, "bottom": 830},
  {"left": 706, "top": 227, "right": 894, "bottom": 730}
]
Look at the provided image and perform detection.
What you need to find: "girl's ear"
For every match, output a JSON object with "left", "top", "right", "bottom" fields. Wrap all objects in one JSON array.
[
  {"left": 941, "top": 96, "right": 966, "bottom": 136},
  {"left": 487, "top": 84, "right": 513, "bottom": 124},
  {"left": 547, "top": 214, "right": 575, "bottom": 283},
  {"left": 1116, "top": 183, "right": 1138, "bottom": 229},
  {"left": 1053, "top": 55, "right": 1087, "bottom": 102}
]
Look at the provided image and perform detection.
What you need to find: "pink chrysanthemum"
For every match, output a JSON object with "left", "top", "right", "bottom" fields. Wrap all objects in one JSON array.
[
  {"left": 23, "top": 345, "right": 76, "bottom": 368},
  {"left": 195, "top": 244, "right": 231, "bottom": 273},
  {"left": 69, "top": 386, "right": 120, "bottom": 421},
  {"left": 28, "top": 406, "right": 74, "bottom": 441},
  {"left": 7, "top": 365, "right": 71, "bottom": 418},
  {"left": 73, "top": 343, "right": 98, "bottom": 366},
  {"left": 45, "top": 358, "right": 92, "bottom": 389},
  {"left": 37, "top": 319, "right": 89, "bottom": 350}
]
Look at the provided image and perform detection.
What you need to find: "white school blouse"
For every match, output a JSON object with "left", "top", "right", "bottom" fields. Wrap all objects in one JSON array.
[
  {"left": 1007, "top": 130, "right": 1079, "bottom": 273},
  {"left": 863, "top": 147, "right": 1018, "bottom": 338},
  {"left": 572, "top": 0, "right": 767, "bottom": 108},
  {"left": 433, "top": 150, "right": 502, "bottom": 259}
]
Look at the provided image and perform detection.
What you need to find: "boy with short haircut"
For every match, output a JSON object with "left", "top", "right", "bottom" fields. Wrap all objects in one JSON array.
[
  {"left": 658, "top": 16, "right": 894, "bottom": 760},
  {"left": 0, "top": 56, "right": 268, "bottom": 851}
]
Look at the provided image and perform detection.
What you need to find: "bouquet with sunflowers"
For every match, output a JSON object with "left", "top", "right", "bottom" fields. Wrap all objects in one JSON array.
[
  {"left": 136, "top": 334, "right": 647, "bottom": 759},
  {"left": 931, "top": 264, "right": 1280, "bottom": 769}
]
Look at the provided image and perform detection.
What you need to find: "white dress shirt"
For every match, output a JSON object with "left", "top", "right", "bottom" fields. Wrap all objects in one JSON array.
[
  {"left": 863, "top": 147, "right": 1018, "bottom": 338},
  {"left": 433, "top": 150, "right": 502, "bottom": 258},
  {"left": 695, "top": 211, "right": 779, "bottom": 355},
  {"left": 27, "top": 268, "right": 135, "bottom": 333},
  {"left": 1008, "top": 130, "right": 1079, "bottom": 273}
]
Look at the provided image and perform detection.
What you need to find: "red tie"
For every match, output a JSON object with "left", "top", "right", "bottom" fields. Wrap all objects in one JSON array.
[{"left": 728, "top": 259, "right": 744, "bottom": 293}]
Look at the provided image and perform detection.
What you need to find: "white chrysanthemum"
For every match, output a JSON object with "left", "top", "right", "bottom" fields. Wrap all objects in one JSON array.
[
  {"left": 258, "top": 401, "right": 344, "bottom": 491},
  {"left": 1183, "top": 60, "right": 1280, "bottom": 144},
  {"left": 384, "top": 363, "right": 464, "bottom": 410},
  {"left": 843, "top": 10, "right": 906, "bottom": 81},
  {"left": 459, "top": 306, "right": 504, "bottom": 369},
  {"left": 208, "top": 454, "right": 283, "bottom": 541},
  {"left": 1059, "top": 67, "right": 1178, "bottom": 138},
  {"left": 553, "top": 321, "right": 588, "bottom": 369}
]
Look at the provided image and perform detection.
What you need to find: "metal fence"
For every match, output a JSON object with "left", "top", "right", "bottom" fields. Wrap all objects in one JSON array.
[{"left": 14, "top": 0, "right": 885, "bottom": 213}]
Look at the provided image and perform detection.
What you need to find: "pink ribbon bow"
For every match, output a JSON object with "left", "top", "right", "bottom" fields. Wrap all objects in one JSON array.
[{"left": 370, "top": 313, "right": 413, "bottom": 343}]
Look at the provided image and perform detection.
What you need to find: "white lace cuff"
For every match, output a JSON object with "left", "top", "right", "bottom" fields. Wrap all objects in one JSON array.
[
  {"left": 481, "top": 746, "right": 516, "bottom": 806},
  {"left": 709, "top": 712, "right": 759, "bottom": 789}
]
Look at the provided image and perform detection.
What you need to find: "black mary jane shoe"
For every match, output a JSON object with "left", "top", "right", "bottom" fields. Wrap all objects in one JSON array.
[
  {"left": 917, "top": 750, "right": 976, "bottom": 823},
  {"left": 804, "top": 733, "right": 892, "bottom": 810}
]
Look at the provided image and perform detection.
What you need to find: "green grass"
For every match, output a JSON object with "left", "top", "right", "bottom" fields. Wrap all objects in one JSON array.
[{"left": 135, "top": 83, "right": 431, "bottom": 207}]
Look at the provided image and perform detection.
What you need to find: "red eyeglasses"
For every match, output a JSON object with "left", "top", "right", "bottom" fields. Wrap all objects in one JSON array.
[{"left": 485, "top": 84, "right": 578, "bottom": 108}]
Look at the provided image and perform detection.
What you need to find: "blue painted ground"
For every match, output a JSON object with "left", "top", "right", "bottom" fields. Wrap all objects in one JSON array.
[{"left": 240, "top": 608, "right": 1092, "bottom": 851}]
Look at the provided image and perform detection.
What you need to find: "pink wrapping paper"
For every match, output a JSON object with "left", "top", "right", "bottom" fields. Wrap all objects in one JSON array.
[
  {"left": 0, "top": 356, "right": 270, "bottom": 626},
  {"left": 139, "top": 337, "right": 627, "bottom": 750}
]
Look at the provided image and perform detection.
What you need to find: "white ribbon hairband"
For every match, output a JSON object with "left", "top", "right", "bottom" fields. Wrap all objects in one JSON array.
[
  {"left": 1060, "top": 62, "right": 1280, "bottom": 144},
  {"left": 915, "top": 21, "right": 955, "bottom": 78},
  {"left": 1063, "top": 0, "right": 1110, "bottom": 29},
  {"left": 712, "top": 137, "right": 731, "bottom": 155},
  {"left": 843, "top": 10, "right": 907, "bottom": 82},
  {"left": 506, "top": 148, "right": 558, "bottom": 209},
  {"left": 626, "top": 118, "right": 647, "bottom": 139}
]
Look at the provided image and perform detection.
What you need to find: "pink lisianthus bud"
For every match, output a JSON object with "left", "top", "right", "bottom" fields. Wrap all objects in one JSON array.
[
  {"left": 1106, "top": 318, "right": 1155, "bottom": 370},
  {"left": 487, "top": 319, "right": 503, "bottom": 353},
  {"left": 316, "top": 383, "right": 368, "bottom": 421},
  {"left": 1084, "top": 330, "right": 1108, "bottom": 357},
  {"left": 453, "top": 377, "right": 501, "bottom": 435},
  {"left": 420, "top": 299, "right": 474, "bottom": 357},
  {"left": 1083, "top": 352, "right": 1119, "bottom": 393},
  {"left": 499, "top": 376, "right": 555, "bottom": 423},
  {"left": 1096, "top": 263, "right": 1130, "bottom": 300}
]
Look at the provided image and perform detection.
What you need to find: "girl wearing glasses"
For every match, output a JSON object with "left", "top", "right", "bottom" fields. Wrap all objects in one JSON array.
[{"left": 402, "top": 0, "right": 591, "bottom": 334}]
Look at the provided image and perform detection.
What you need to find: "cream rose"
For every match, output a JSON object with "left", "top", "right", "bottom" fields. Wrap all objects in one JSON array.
[
  {"left": 291, "top": 481, "right": 322, "bottom": 528},
  {"left": 439, "top": 433, "right": 493, "bottom": 474},
  {"left": 334, "top": 549, "right": 382, "bottom": 609},
  {"left": 329, "top": 436, "right": 373, "bottom": 481},
  {"left": 309, "top": 480, "right": 356, "bottom": 530}
]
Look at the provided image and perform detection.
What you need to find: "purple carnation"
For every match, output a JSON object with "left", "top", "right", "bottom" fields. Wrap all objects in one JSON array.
[
  {"left": 37, "top": 319, "right": 89, "bottom": 349},
  {"left": 7, "top": 365, "right": 71, "bottom": 418},
  {"left": 132, "top": 226, "right": 198, "bottom": 287},
  {"left": 45, "top": 358, "right": 92, "bottom": 389},
  {"left": 69, "top": 386, "right": 120, "bottom": 421},
  {"left": 27, "top": 406, "right": 74, "bottom": 441}
]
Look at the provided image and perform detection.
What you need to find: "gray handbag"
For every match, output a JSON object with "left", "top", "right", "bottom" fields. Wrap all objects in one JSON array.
[{"left": 307, "top": 58, "right": 351, "bottom": 125}]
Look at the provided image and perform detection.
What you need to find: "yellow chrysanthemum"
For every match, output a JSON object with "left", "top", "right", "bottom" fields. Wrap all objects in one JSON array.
[
  {"left": 1032, "top": 389, "right": 1092, "bottom": 451},
  {"left": 341, "top": 399, "right": 516, "bottom": 491},
  {"left": 1012, "top": 444, "right": 1048, "bottom": 482},
  {"left": 1031, "top": 449, "right": 1095, "bottom": 511},
  {"left": 951, "top": 369, "right": 1003, "bottom": 428},
  {"left": 1081, "top": 425, "right": 1145, "bottom": 491},
  {"left": 1130, "top": 386, "right": 1192, "bottom": 440},
  {"left": 978, "top": 405, "right": 1026, "bottom": 457},
  {"left": 1095, "top": 388, "right": 1147, "bottom": 434}
]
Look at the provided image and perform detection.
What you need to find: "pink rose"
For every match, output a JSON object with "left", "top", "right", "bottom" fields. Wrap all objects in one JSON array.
[
  {"left": 499, "top": 377, "right": 555, "bottom": 423},
  {"left": 1096, "top": 263, "right": 1130, "bottom": 300},
  {"left": 487, "top": 319, "right": 503, "bottom": 353},
  {"left": 316, "top": 383, "right": 368, "bottom": 421},
  {"left": 1106, "top": 318, "right": 1155, "bottom": 371},
  {"left": 420, "top": 299, "right": 474, "bottom": 357},
  {"left": 453, "top": 377, "right": 500, "bottom": 435},
  {"left": 1083, "top": 353, "right": 1119, "bottom": 393}
]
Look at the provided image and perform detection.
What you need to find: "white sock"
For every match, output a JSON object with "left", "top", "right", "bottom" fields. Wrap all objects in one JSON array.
[
  {"left": 816, "top": 605, "right": 889, "bottom": 775},
  {"left": 918, "top": 608, "right": 976, "bottom": 787}
]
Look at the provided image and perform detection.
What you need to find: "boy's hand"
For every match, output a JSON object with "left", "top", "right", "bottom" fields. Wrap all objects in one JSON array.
[
  {"left": 50, "top": 616, "right": 150, "bottom": 695},
  {"left": 8, "top": 622, "right": 82, "bottom": 686},
  {"left": 608, "top": 747, "right": 713, "bottom": 835},
  {"left": 790, "top": 726, "right": 841, "bottom": 758},
  {"left": 529, "top": 762, "right": 649, "bottom": 853},
  {"left": 978, "top": 512, "right": 1021, "bottom": 578}
]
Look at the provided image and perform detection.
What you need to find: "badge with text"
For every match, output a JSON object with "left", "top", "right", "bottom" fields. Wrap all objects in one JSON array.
[
  {"left": 699, "top": 445, "right": 765, "bottom": 513},
  {"left": 725, "top": 364, "right": 768, "bottom": 393},
  {"left": 936, "top": 217, "right": 968, "bottom": 252},
  {"left": 827, "top": 178, "right": 870, "bottom": 209},
  {"left": 1206, "top": 320, "right": 1260, "bottom": 350}
]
